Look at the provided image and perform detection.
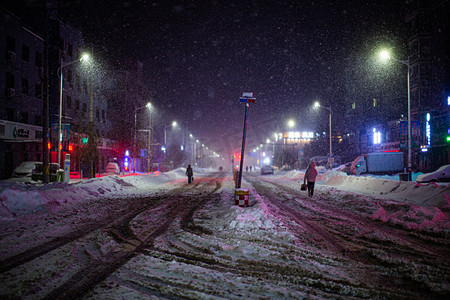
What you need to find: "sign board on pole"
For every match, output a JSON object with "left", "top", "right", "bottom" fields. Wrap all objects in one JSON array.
[
  {"left": 400, "top": 121, "right": 408, "bottom": 148},
  {"left": 239, "top": 97, "right": 256, "bottom": 103},
  {"left": 62, "top": 124, "right": 70, "bottom": 152},
  {"left": 412, "top": 121, "right": 420, "bottom": 148},
  {"left": 399, "top": 121, "right": 420, "bottom": 148}
]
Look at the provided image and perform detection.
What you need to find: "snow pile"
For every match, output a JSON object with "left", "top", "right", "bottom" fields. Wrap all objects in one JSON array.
[
  {"left": 1, "top": 168, "right": 449, "bottom": 233},
  {"left": 324, "top": 170, "right": 449, "bottom": 207},
  {"left": 0, "top": 169, "right": 185, "bottom": 220}
]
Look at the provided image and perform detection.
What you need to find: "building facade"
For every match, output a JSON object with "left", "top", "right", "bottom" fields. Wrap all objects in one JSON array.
[
  {"left": 1, "top": 7, "right": 44, "bottom": 179},
  {"left": 406, "top": 0, "right": 450, "bottom": 171},
  {"left": 1, "top": 7, "right": 113, "bottom": 179}
]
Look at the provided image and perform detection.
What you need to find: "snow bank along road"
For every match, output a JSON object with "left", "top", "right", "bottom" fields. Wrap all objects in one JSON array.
[{"left": 0, "top": 170, "right": 449, "bottom": 299}]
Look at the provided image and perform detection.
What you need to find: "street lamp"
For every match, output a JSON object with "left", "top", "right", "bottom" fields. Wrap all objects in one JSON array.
[
  {"left": 57, "top": 53, "right": 89, "bottom": 166},
  {"left": 379, "top": 49, "right": 412, "bottom": 180},
  {"left": 164, "top": 121, "right": 178, "bottom": 146},
  {"left": 314, "top": 101, "right": 333, "bottom": 169},
  {"left": 133, "top": 102, "right": 151, "bottom": 173}
]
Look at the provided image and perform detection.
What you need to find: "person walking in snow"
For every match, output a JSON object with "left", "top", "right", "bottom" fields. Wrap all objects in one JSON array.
[
  {"left": 303, "top": 162, "right": 318, "bottom": 197},
  {"left": 186, "top": 165, "right": 194, "bottom": 184},
  {"left": 246, "top": 166, "right": 248, "bottom": 172},
  {"left": 249, "top": 166, "right": 252, "bottom": 172}
]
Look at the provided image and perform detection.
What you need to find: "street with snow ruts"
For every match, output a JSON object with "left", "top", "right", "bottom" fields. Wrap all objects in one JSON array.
[{"left": 0, "top": 169, "right": 449, "bottom": 299}]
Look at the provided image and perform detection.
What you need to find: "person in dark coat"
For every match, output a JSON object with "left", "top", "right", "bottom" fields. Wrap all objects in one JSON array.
[
  {"left": 303, "top": 162, "right": 318, "bottom": 197},
  {"left": 186, "top": 165, "right": 194, "bottom": 184}
]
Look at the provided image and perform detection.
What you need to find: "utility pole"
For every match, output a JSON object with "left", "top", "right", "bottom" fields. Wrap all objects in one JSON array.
[
  {"left": 42, "top": 0, "right": 50, "bottom": 183},
  {"left": 237, "top": 93, "right": 256, "bottom": 188},
  {"left": 88, "top": 68, "right": 96, "bottom": 178},
  {"left": 150, "top": 113, "right": 153, "bottom": 172}
]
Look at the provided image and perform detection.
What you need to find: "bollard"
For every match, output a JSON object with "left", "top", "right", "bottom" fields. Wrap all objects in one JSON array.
[
  {"left": 234, "top": 188, "right": 249, "bottom": 207},
  {"left": 64, "top": 154, "right": 70, "bottom": 183}
]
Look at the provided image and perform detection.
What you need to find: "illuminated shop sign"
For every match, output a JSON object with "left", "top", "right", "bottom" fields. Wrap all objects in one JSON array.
[
  {"left": 373, "top": 128, "right": 381, "bottom": 144},
  {"left": 284, "top": 131, "right": 314, "bottom": 139},
  {"left": 425, "top": 113, "right": 431, "bottom": 146}
]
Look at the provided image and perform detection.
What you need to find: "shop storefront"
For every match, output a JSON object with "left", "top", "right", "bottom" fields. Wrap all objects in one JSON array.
[{"left": 0, "top": 121, "right": 43, "bottom": 179}]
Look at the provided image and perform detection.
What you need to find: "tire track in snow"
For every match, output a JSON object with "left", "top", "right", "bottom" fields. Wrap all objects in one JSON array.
[
  {"left": 43, "top": 174, "right": 226, "bottom": 299},
  {"left": 0, "top": 180, "right": 205, "bottom": 274},
  {"left": 246, "top": 175, "right": 450, "bottom": 298},
  {"left": 261, "top": 177, "right": 449, "bottom": 260}
]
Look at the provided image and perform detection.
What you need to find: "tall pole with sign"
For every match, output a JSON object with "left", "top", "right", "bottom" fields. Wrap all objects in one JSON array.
[{"left": 237, "top": 92, "right": 256, "bottom": 188}]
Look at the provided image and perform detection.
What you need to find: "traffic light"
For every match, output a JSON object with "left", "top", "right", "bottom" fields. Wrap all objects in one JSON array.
[{"left": 124, "top": 150, "right": 130, "bottom": 172}]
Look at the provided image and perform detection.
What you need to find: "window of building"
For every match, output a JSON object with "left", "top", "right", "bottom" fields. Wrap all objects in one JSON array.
[
  {"left": 6, "top": 35, "right": 15, "bottom": 52},
  {"left": 6, "top": 72, "right": 14, "bottom": 89},
  {"left": 68, "top": 43, "right": 73, "bottom": 57},
  {"left": 35, "top": 115, "right": 42, "bottom": 126},
  {"left": 59, "top": 37, "right": 64, "bottom": 50},
  {"left": 6, "top": 108, "right": 14, "bottom": 121},
  {"left": 373, "top": 98, "right": 377, "bottom": 107},
  {"left": 20, "top": 112, "right": 28, "bottom": 123},
  {"left": 67, "top": 96, "right": 72, "bottom": 109},
  {"left": 35, "top": 51, "right": 42, "bottom": 67},
  {"left": 83, "top": 79, "right": 88, "bottom": 94},
  {"left": 22, "top": 44, "right": 30, "bottom": 62},
  {"left": 21, "top": 78, "right": 29, "bottom": 95},
  {"left": 35, "top": 83, "right": 42, "bottom": 98},
  {"left": 75, "top": 99, "right": 80, "bottom": 110},
  {"left": 96, "top": 107, "right": 100, "bottom": 121},
  {"left": 67, "top": 69, "right": 73, "bottom": 87},
  {"left": 76, "top": 74, "right": 81, "bottom": 91},
  {"left": 82, "top": 102, "right": 87, "bottom": 113}
]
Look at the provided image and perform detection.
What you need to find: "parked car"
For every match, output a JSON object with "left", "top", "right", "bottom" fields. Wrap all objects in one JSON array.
[
  {"left": 416, "top": 165, "right": 450, "bottom": 183},
  {"left": 261, "top": 165, "right": 274, "bottom": 175},
  {"left": 12, "top": 161, "right": 40, "bottom": 178},
  {"left": 105, "top": 162, "right": 120, "bottom": 175}
]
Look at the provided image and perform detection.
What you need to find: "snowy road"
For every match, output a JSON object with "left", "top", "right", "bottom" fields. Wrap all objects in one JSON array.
[{"left": 0, "top": 169, "right": 449, "bottom": 299}]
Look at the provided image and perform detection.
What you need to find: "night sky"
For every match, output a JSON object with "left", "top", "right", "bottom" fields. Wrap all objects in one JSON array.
[{"left": 4, "top": 0, "right": 407, "bottom": 155}]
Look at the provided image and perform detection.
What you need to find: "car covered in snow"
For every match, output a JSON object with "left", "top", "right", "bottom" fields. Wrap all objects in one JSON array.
[
  {"left": 416, "top": 165, "right": 450, "bottom": 183},
  {"left": 12, "top": 161, "right": 40, "bottom": 178},
  {"left": 261, "top": 165, "right": 274, "bottom": 175},
  {"left": 105, "top": 162, "right": 120, "bottom": 175}
]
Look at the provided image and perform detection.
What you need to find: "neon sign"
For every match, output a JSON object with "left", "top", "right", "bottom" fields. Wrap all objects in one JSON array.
[
  {"left": 373, "top": 128, "right": 381, "bottom": 144},
  {"left": 425, "top": 113, "right": 431, "bottom": 146}
]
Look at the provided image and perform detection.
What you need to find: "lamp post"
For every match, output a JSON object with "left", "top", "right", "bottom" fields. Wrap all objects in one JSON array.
[
  {"left": 57, "top": 53, "right": 89, "bottom": 166},
  {"left": 314, "top": 102, "right": 333, "bottom": 169},
  {"left": 379, "top": 50, "right": 412, "bottom": 180},
  {"left": 133, "top": 102, "right": 151, "bottom": 173},
  {"left": 164, "top": 121, "right": 178, "bottom": 146}
]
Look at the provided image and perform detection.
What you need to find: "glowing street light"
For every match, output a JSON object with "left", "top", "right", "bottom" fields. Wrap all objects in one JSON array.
[
  {"left": 133, "top": 102, "right": 151, "bottom": 173},
  {"left": 379, "top": 48, "right": 412, "bottom": 180},
  {"left": 57, "top": 53, "right": 89, "bottom": 165},
  {"left": 314, "top": 101, "right": 333, "bottom": 169},
  {"left": 287, "top": 119, "right": 295, "bottom": 128},
  {"left": 164, "top": 121, "right": 178, "bottom": 146}
]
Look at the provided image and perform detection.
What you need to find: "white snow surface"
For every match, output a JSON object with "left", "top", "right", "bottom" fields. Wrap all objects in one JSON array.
[{"left": 0, "top": 168, "right": 449, "bottom": 299}]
